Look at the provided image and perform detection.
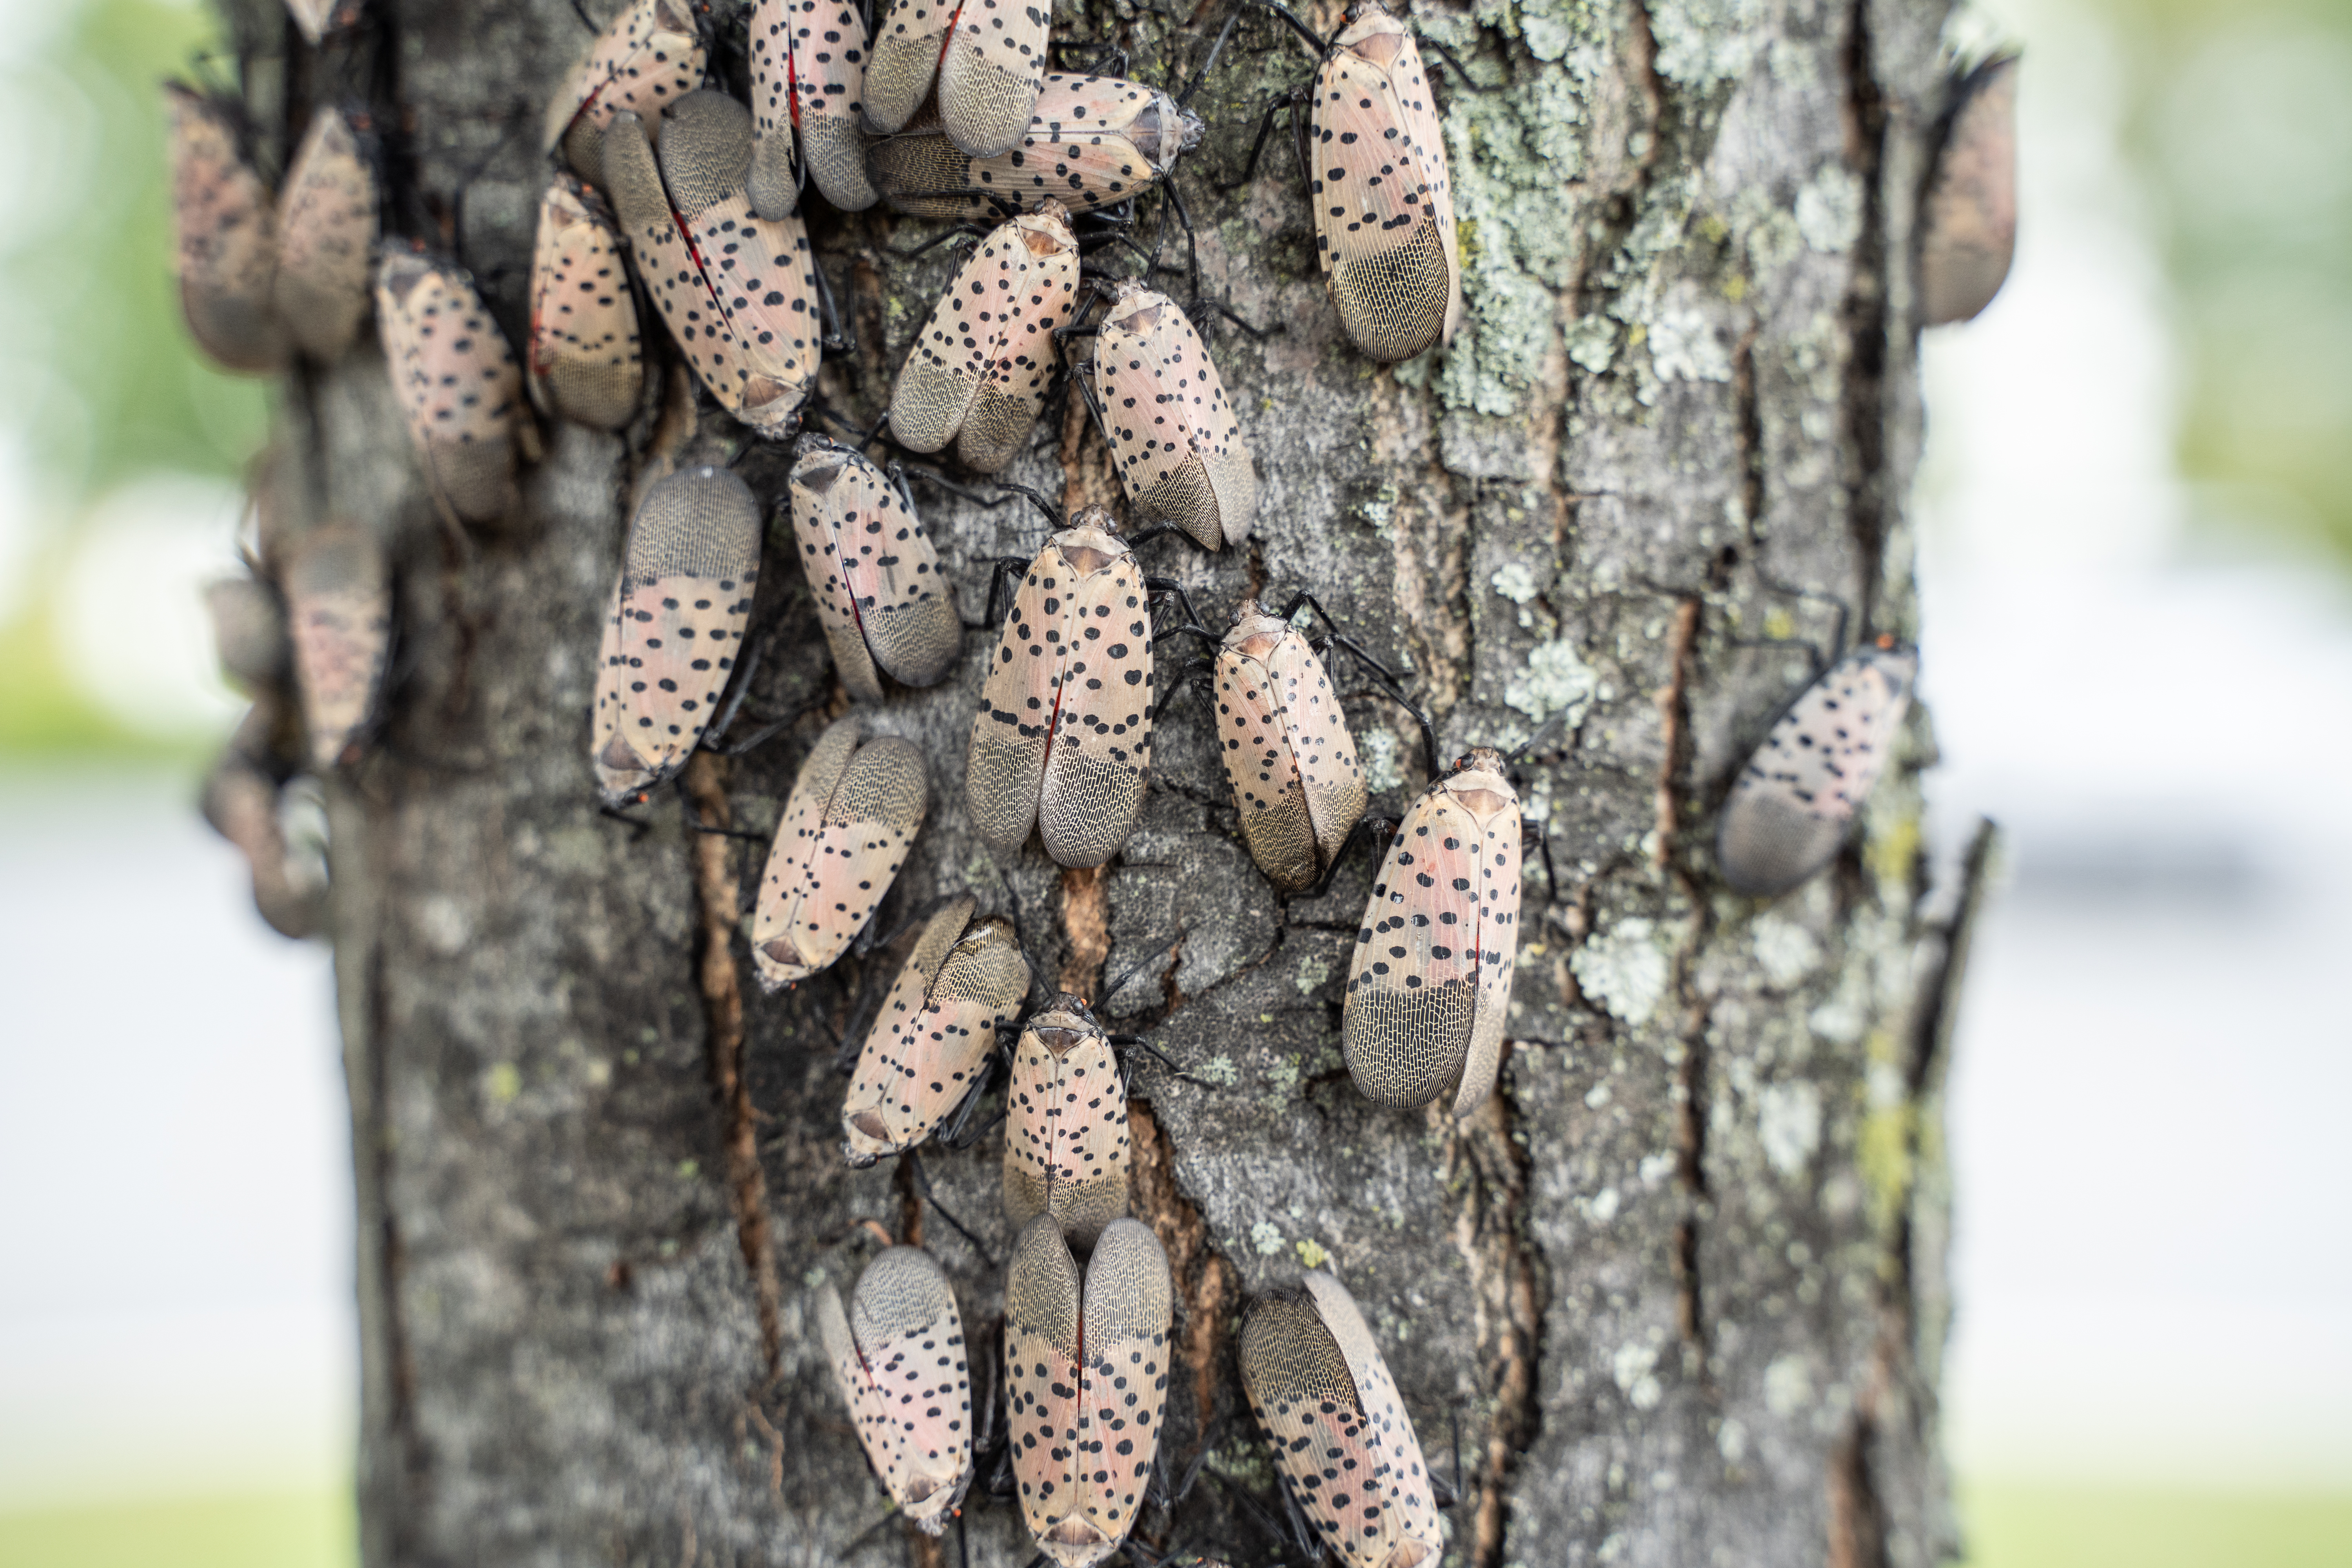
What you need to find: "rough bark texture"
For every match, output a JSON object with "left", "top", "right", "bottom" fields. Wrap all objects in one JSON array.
[{"left": 225, "top": 0, "right": 1989, "bottom": 1559}]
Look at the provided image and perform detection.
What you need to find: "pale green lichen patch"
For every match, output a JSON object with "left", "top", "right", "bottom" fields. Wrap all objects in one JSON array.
[
  {"left": 1198, "top": 1054, "right": 1240, "bottom": 1088},
  {"left": 1361, "top": 728, "right": 1404, "bottom": 793},
  {"left": 1795, "top": 165, "right": 1864, "bottom": 253},
  {"left": 1648, "top": 0, "right": 1767, "bottom": 88},
  {"left": 1249, "top": 1219, "right": 1285, "bottom": 1255},
  {"left": 1492, "top": 562, "right": 1541, "bottom": 604},
  {"left": 1646, "top": 305, "right": 1732, "bottom": 382},
  {"left": 485, "top": 1061, "right": 521, "bottom": 1107},
  {"left": 1566, "top": 314, "right": 1618, "bottom": 372},
  {"left": 1572, "top": 916, "right": 1671, "bottom": 1025},
  {"left": 1749, "top": 912, "right": 1822, "bottom": 987},
  {"left": 1506, "top": 639, "right": 1599, "bottom": 725},
  {"left": 1296, "top": 1237, "right": 1331, "bottom": 1269},
  {"left": 1757, "top": 1080, "right": 1822, "bottom": 1176},
  {"left": 1295, "top": 954, "right": 1330, "bottom": 995}
]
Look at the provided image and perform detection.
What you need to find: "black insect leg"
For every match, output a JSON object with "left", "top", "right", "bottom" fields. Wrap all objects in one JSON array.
[
  {"left": 938, "top": 1038, "right": 1014, "bottom": 1150},
  {"left": 1174, "top": 5, "right": 1245, "bottom": 103},
  {"left": 1143, "top": 577, "right": 1212, "bottom": 646},
  {"left": 976, "top": 554, "right": 1038, "bottom": 631},
  {"left": 811, "top": 254, "right": 852, "bottom": 356},
  {"left": 887, "top": 221, "right": 991, "bottom": 261},
  {"left": 1421, "top": 37, "right": 1495, "bottom": 94},
  {"left": 597, "top": 800, "right": 657, "bottom": 838},
  {"left": 1153, "top": 653, "right": 1217, "bottom": 725},
  {"left": 902, "top": 1150, "right": 995, "bottom": 1268},
  {"left": 1252, "top": 0, "right": 1335, "bottom": 58},
  {"left": 1287, "top": 812, "right": 1399, "bottom": 904},
  {"left": 1223, "top": 85, "right": 1303, "bottom": 192}
]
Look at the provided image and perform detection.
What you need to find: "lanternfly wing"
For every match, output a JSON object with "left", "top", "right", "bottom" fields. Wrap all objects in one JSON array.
[
  {"left": 826, "top": 1246, "right": 975, "bottom": 1534},
  {"left": 1271, "top": 626, "right": 1368, "bottom": 877},
  {"left": 544, "top": 0, "right": 705, "bottom": 181},
  {"left": 956, "top": 203, "right": 1079, "bottom": 474},
  {"left": 789, "top": 438, "right": 960, "bottom": 699},
  {"left": 163, "top": 83, "right": 284, "bottom": 373},
  {"left": 889, "top": 208, "right": 1059, "bottom": 456},
  {"left": 1071, "top": 1219, "right": 1173, "bottom": 1561},
  {"left": 1005, "top": 1214, "right": 1087, "bottom": 1553},
  {"left": 1446, "top": 753, "right": 1522, "bottom": 1118},
  {"left": 1313, "top": 10, "right": 1463, "bottom": 363},
  {"left": 1240, "top": 1285, "right": 1409, "bottom": 1568},
  {"left": 966, "top": 541, "right": 1059, "bottom": 856},
  {"left": 589, "top": 466, "right": 762, "bottom": 805},
  {"left": 529, "top": 174, "right": 644, "bottom": 430},
  {"left": 937, "top": 0, "right": 1048, "bottom": 158},
  {"left": 842, "top": 900, "right": 1029, "bottom": 1164},
  {"left": 1217, "top": 604, "right": 1365, "bottom": 895},
  {"left": 652, "top": 92, "right": 822, "bottom": 436},
  {"left": 1920, "top": 54, "right": 2018, "bottom": 326},
  {"left": 375, "top": 252, "right": 525, "bottom": 525},
  {"left": 862, "top": 0, "right": 950, "bottom": 133},
  {"left": 273, "top": 107, "right": 377, "bottom": 361},
  {"left": 1001, "top": 996, "right": 1131, "bottom": 1250},
  {"left": 751, "top": 724, "right": 929, "bottom": 989},
  {"left": 1342, "top": 762, "right": 1496, "bottom": 1111},
  {"left": 1089, "top": 283, "right": 1256, "bottom": 550},
  {"left": 868, "top": 73, "right": 1202, "bottom": 220},
  {"left": 751, "top": 0, "right": 878, "bottom": 214},
  {"left": 281, "top": 524, "right": 390, "bottom": 772},
  {"left": 745, "top": 0, "right": 802, "bottom": 216},
  {"left": 1034, "top": 523, "right": 1152, "bottom": 869},
  {"left": 1716, "top": 642, "right": 1916, "bottom": 898},
  {"left": 1298, "top": 1272, "right": 1442, "bottom": 1566}
]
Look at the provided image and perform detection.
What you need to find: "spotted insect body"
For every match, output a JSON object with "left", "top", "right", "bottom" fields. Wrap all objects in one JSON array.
[
  {"left": 861, "top": 0, "right": 947, "bottom": 135},
  {"left": 1341, "top": 748, "right": 1519, "bottom": 1117},
  {"left": 1305, "top": 4, "right": 1462, "bottom": 363},
  {"left": 589, "top": 466, "right": 762, "bottom": 805},
  {"left": 936, "top": 0, "right": 1049, "bottom": 158},
  {"left": 375, "top": 252, "right": 528, "bottom": 526},
  {"left": 841, "top": 896, "right": 1031, "bottom": 1166},
  {"left": 603, "top": 94, "right": 822, "bottom": 439},
  {"left": 1240, "top": 1270, "right": 1443, "bottom": 1568},
  {"left": 966, "top": 508, "right": 1154, "bottom": 869},
  {"left": 1214, "top": 599, "right": 1366, "bottom": 894},
  {"left": 750, "top": 714, "right": 929, "bottom": 991},
  {"left": 205, "top": 577, "right": 290, "bottom": 695},
  {"left": 544, "top": 0, "right": 705, "bottom": 183},
  {"left": 748, "top": 0, "right": 878, "bottom": 214},
  {"left": 281, "top": 524, "right": 391, "bottom": 772},
  {"left": 1002, "top": 994, "right": 1131, "bottom": 1250},
  {"left": 1005, "top": 1215, "right": 1174, "bottom": 1568},
  {"left": 889, "top": 202, "right": 1080, "bottom": 473},
  {"left": 788, "top": 436, "right": 962, "bottom": 701},
  {"left": 818, "top": 1245, "right": 975, "bottom": 1535},
  {"left": 1920, "top": 55, "right": 2018, "bottom": 327},
  {"left": 273, "top": 108, "right": 377, "bottom": 361},
  {"left": 868, "top": 73, "right": 1203, "bottom": 221},
  {"left": 1088, "top": 282, "right": 1257, "bottom": 550},
  {"left": 163, "top": 83, "right": 285, "bottom": 373},
  {"left": 203, "top": 741, "right": 324, "bottom": 940},
  {"left": 1716, "top": 640, "right": 1916, "bottom": 897},
  {"left": 528, "top": 175, "right": 644, "bottom": 430}
]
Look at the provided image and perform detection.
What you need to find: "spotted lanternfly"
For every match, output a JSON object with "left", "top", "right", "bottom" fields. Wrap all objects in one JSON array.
[
  {"left": 1212, "top": 598, "right": 1367, "bottom": 895},
  {"left": 1261, "top": 2, "right": 1462, "bottom": 363},
  {"left": 283, "top": 0, "right": 363, "bottom": 48},
  {"left": 1084, "top": 281, "right": 1256, "bottom": 551},
  {"left": 1239, "top": 1270, "right": 1444, "bottom": 1568},
  {"left": 1716, "top": 638, "right": 1916, "bottom": 898},
  {"left": 205, "top": 577, "right": 290, "bottom": 695},
  {"left": 281, "top": 524, "right": 391, "bottom": 771},
  {"left": 966, "top": 506, "right": 1155, "bottom": 869},
  {"left": 1005, "top": 1214, "right": 1173, "bottom": 1568},
  {"left": 1920, "top": 54, "right": 2018, "bottom": 327},
  {"left": 750, "top": 713, "right": 930, "bottom": 991},
  {"left": 868, "top": 72, "right": 1204, "bottom": 222},
  {"left": 860, "top": 0, "right": 943, "bottom": 136},
  {"left": 590, "top": 466, "right": 762, "bottom": 806},
  {"left": 603, "top": 94, "right": 822, "bottom": 439},
  {"left": 841, "top": 895, "right": 1031, "bottom": 1166},
  {"left": 888, "top": 201, "right": 1080, "bottom": 474},
  {"left": 543, "top": 0, "right": 705, "bottom": 184},
  {"left": 748, "top": 0, "right": 879, "bottom": 215},
  {"left": 788, "top": 435, "right": 962, "bottom": 701},
  {"left": 817, "top": 1244, "right": 975, "bottom": 1535},
  {"left": 203, "top": 735, "right": 325, "bottom": 940},
  {"left": 376, "top": 252, "right": 528, "bottom": 526},
  {"left": 163, "top": 83, "right": 285, "bottom": 373},
  {"left": 1342, "top": 747, "right": 1520, "bottom": 1118},
  {"left": 528, "top": 175, "right": 644, "bottom": 430},
  {"left": 272, "top": 108, "right": 377, "bottom": 361},
  {"left": 1002, "top": 992, "right": 1131, "bottom": 1250}
]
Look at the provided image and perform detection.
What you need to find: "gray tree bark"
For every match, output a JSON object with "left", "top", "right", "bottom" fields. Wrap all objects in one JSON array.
[{"left": 225, "top": 0, "right": 1991, "bottom": 1559}]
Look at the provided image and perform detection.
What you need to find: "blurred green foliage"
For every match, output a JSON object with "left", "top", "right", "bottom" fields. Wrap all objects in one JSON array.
[
  {"left": 0, "top": 1489, "right": 354, "bottom": 1568},
  {"left": 1962, "top": 1478, "right": 2352, "bottom": 1567},
  {"left": 0, "top": 0, "right": 270, "bottom": 496},
  {"left": 2080, "top": 0, "right": 2352, "bottom": 565}
]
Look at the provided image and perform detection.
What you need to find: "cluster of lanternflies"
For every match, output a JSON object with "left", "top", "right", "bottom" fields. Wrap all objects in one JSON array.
[{"left": 173, "top": 0, "right": 2015, "bottom": 1553}]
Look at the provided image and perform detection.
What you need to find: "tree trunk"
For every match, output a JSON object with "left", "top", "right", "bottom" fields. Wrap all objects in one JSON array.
[{"left": 230, "top": 0, "right": 1987, "bottom": 1559}]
